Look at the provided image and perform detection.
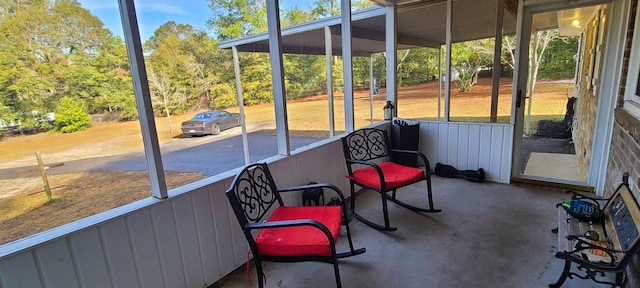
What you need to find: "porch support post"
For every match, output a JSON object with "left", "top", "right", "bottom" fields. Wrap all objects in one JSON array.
[
  {"left": 232, "top": 46, "right": 250, "bottom": 165},
  {"left": 370, "top": 54, "right": 374, "bottom": 124},
  {"left": 444, "top": 0, "right": 453, "bottom": 121},
  {"left": 386, "top": 3, "right": 398, "bottom": 117},
  {"left": 266, "top": 0, "right": 290, "bottom": 155},
  {"left": 342, "top": 0, "right": 355, "bottom": 132},
  {"left": 118, "top": 0, "right": 167, "bottom": 199},
  {"left": 438, "top": 46, "right": 442, "bottom": 120},
  {"left": 490, "top": 0, "right": 505, "bottom": 123},
  {"left": 325, "top": 27, "right": 335, "bottom": 137}
]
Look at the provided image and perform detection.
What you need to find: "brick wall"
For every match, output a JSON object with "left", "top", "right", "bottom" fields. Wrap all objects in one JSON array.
[
  {"left": 573, "top": 17, "right": 598, "bottom": 182},
  {"left": 605, "top": 0, "right": 638, "bottom": 197}
]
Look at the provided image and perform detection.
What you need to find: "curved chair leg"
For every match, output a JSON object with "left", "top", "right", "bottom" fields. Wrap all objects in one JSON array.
[
  {"left": 549, "top": 260, "right": 571, "bottom": 288},
  {"left": 354, "top": 213, "right": 397, "bottom": 231},
  {"left": 337, "top": 215, "right": 367, "bottom": 258},
  {"left": 333, "top": 259, "right": 342, "bottom": 288},
  {"left": 349, "top": 181, "right": 398, "bottom": 231},
  {"left": 384, "top": 179, "right": 442, "bottom": 213},
  {"left": 255, "top": 259, "right": 264, "bottom": 288},
  {"left": 381, "top": 190, "right": 392, "bottom": 229}
]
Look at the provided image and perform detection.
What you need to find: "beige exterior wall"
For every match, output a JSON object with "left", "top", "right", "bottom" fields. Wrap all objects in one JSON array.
[{"left": 572, "top": 12, "right": 603, "bottom": 182}]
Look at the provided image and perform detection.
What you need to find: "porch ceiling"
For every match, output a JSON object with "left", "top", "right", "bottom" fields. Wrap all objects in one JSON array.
[
  {"left": 218, "top": 0, "right": 607, "bottom": 55},
  {"left": 219, "top": 0, "right": 521, "bottom": 56}
]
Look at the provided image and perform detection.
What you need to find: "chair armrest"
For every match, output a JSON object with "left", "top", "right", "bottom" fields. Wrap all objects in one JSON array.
[
  {"left": 278, "top": 183, "right": 346, "bottom": 202},
  {"left": 389, "top": 148, "right": 420, "bottom": 155},
  {"left": 346, "top": 158, "right": 382, "bottom": 167},
  {"left": 345, "top": 159, "right": 385, "bottom": 178},
  {"left": 278, "top": 183, "right": 355, "bottom": 223},
  {"left": 389, "top": 148, "right": 432, "bottom": 172},
  {"left": 245, "top": 219, "right": 337, "bottom": 245}
]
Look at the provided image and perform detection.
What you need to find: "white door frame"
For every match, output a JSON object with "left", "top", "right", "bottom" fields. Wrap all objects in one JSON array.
[{"left": 511, "top": 0, "right": 620, "bottom": 194}]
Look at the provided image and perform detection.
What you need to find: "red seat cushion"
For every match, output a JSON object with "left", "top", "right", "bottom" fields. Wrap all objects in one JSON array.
[
  {"left": 349, "top": 162, "right": 424, "bottom": 190},
  {"left": 255, "top": 206, "right": 342, "bottom": 257}
]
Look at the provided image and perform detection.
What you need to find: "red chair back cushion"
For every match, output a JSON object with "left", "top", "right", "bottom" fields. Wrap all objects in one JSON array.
[
  {"left": 255, "top": 206, "right": 341, "bottom": 257},
  {"left": 349, "top": 162, "right": 424, "bottom": 190}
]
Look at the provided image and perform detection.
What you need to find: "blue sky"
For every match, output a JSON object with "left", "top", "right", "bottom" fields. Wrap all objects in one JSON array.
[{"left": 77, "top": 0, "right": 315, "bottom": 41}]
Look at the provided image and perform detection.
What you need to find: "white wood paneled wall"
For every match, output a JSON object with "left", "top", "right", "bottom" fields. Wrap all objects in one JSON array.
[
  {"left": 418, "top": 121, "right": 514, "bottom": 183},
  {"left": 0, "top": 122, "right": 512, "bottom": 287}
]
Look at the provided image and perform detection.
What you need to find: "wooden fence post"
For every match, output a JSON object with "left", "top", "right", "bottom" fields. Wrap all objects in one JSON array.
[{"left": 35, "top": 151, "right": 53, "bottom": 201}]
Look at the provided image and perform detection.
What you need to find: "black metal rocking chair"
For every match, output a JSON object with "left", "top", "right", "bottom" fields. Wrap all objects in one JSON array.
[
  {"left": 226, "top": 163, "right": 366, "bottom": 288},
  {"left": 341, "top": 128, "right": 441, "bottom": 231}
]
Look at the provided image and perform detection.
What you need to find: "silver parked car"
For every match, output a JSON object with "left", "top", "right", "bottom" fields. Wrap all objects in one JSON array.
[{"left": 180, "top": 110, "right": 240, "bottom": 136}]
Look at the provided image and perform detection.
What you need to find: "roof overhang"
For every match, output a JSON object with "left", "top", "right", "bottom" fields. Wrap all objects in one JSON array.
[
  {"left": 219, "top": 0, "right": 519, "bottom": 56},
  {"left": 219, "top": 0, "right": 609, "bottom": 55}
]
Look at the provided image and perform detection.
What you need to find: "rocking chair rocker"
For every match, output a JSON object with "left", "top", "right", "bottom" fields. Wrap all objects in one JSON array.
[{"left": 341, "top": 128, "right": 441, "bottom": 231}]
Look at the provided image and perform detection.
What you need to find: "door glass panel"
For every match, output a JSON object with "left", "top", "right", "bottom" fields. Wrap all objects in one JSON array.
[{"left": 518, "top": 5, "right": 605, "bottom": 183}]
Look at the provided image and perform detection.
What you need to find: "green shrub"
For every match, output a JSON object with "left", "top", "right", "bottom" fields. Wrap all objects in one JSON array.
[
  {"left": 118, "top": 96, "right": 138, "bottom": 121},
  {"left": 55, "top": 97, "right": 92, "bottom": 133}
]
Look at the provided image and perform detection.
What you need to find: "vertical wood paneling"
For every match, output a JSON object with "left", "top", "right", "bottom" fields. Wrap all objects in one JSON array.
[
  {"left": 313, "top": 144, "right": 332, "bottom": 186},
  {"left": 150, "top": 202, "right": 187, "bottom": 288},
  {"left": 0, "top": 252, "right": 42, "bottom": 288},
  {"left": 333, "top": 140, "right": 352, "bottom": 194},
  {"left": 224, "top": 177, "right": 247, "bottom": 268},
  {"left": 457, "top": 125, "right": 469, "bottom": 168},
  {"left": 419, "top": 122, "right": 512, "bottom": 183},
  {"left": 297, "top": 150, "right": 315, "bottom": 185},
  {"left": 36, "top": 239, "right": 79, "bottom": 288},
  {"left": 126, "top": 210, "right": 163, "bottom": 288},
  {"left": 490, "top": 126, "right": 505, "bottom": 181},
  {"left": 501, "top": 127, "right": 514, "bottom": 183},
  {"left": 69, "top": 228, "right": 112, "bottom": 288},
  {"left": 172, "top": 195, "right": 205, "bottom": 288},
  {"left": 192, "top": 187, "right": 222, "bottom": 284},
  {"left": 425, "top": 123, "right": 439, "bottom": 164},
  {"left": 100, "top": 218, "right": 140, "bottom": 288},
  {"left": 210, "top": 179, "right": 237, "bottom": 276},
  {"left": 447, "top": 123, "right": 459, "bottom": 165},
  {"left": 468, "top": 125, "right": 481, "bottom": 170},
  {"left": 271, "top": 159, "right": 295, "bottom": 205},
  {"left": 438, "top": 123, "right": 449, "bottom": 164},
  {"left": 479, "top": 125, "right": 493, "bottom": 180}
]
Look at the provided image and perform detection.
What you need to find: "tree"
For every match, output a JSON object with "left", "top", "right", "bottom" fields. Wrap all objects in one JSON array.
[
  {"left": 538, "top": 36, "right": 578, "bottom": 79},
  {"left": 147, "top": 66, "right": 187, "bottom": 133},
  {"left": 0, "top": 0, "right": 132, "bottom": 124},
  {"left": 524, "top": 30, "right": 558, "bottom": 133},
  {"left": 55, "top": 96, "right": 91, "bottom": 133},
  {"left": 207, "top": 0, "right": 267, "bottom": 40},
  {"left": 449, "top": 40, "right": 494, "bottom": 92},
  {"left": 310, "top": 0, "right": 373, "bottom": 19}
]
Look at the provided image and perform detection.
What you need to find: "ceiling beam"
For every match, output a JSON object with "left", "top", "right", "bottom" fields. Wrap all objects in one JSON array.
[{"left": 330, "top": 25, "right": 441, "bottom": 48}]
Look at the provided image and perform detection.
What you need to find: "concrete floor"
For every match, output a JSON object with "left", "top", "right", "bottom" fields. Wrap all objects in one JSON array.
[{"left": 212, "top": 177, "right": 615, "bottom": 288}]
